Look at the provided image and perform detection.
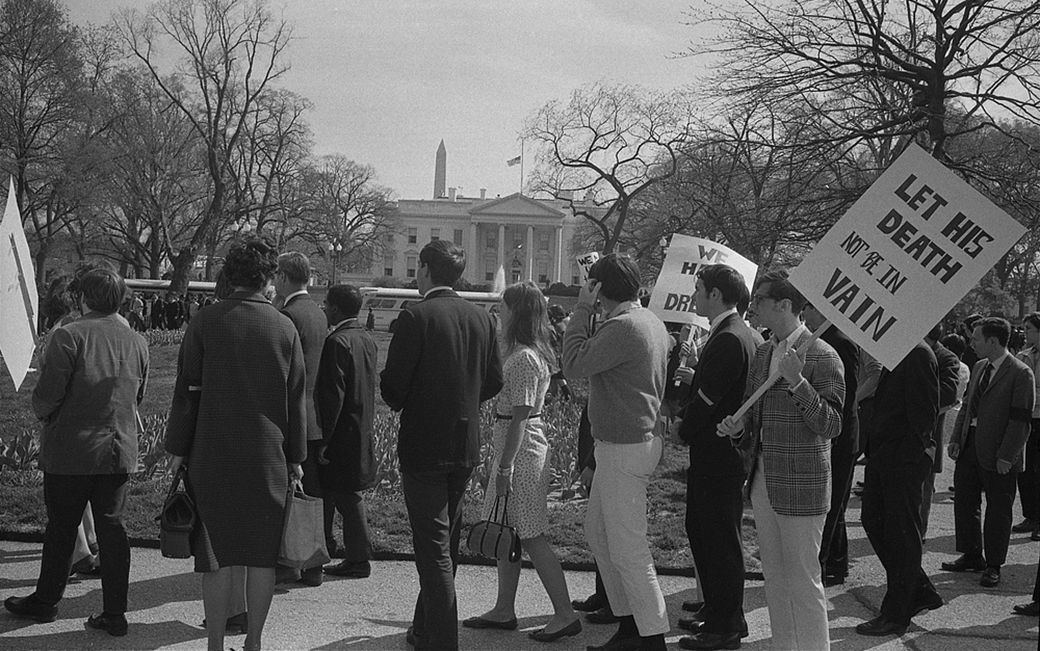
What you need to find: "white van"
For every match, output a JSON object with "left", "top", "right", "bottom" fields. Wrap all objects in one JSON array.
[{"left": 359, "top": 287, "right": 500, "bottom": 332}]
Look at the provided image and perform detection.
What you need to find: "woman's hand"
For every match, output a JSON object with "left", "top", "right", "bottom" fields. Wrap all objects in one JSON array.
[
  {"left": 496, "top": 469, "right": 513, "bottom": 496},
  {"left": 169, "top": 455, "right": 185, "bottom": 475}
]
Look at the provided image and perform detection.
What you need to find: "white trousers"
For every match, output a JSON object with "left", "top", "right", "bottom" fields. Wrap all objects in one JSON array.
[
  {"left": 750, "top": 458, "right": 830, "bottom": 651},
  {"left": 585, "top": 436, "right": 669, "bottom": 636}
]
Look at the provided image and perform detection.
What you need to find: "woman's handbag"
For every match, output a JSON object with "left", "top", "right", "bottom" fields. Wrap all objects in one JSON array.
[
  {"left": 158, "top": 466, "right": 197, "bottom": 559},
  {"left": 466, "top": 494, "right": 522, "bottom": 563},
  {"left": 278, "top": 479, "right": 331, "bottom": 569}
]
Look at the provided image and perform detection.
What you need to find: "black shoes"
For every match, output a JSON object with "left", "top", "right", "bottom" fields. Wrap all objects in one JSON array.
[
  {"left": 461, "top": 615, "right": 518, "bottom": 630},
  {"left": 980, "top": 566, "right": 1001, "bottom": 587},
  {"left": 681, "top": 600, "right": 704, "bottom": 613},
  {"left": 940, "top": 554, "right": 986, "bottom": 572},
  {"left": 299, "top": 566, "right": 324, "bottom": 586},
  {"left": 822, "top": 573, "right": 846, "bottom": 587},
  {"left": 1011, "top": 518, "right": 1037, "bottom": 533},
  {"left": 528, "top": 618, "right": 582, "bottom": 642},
  {"left": 855, "top": 615, "right": 907, "bottom": 637},
  {"left": 585, "top": 633, "right": 641, "bottom": 651},
  {"left": 4, "top": 594, "right": 58, "bottom": 623},
  {"left": 324, "top": 560, "right": 371, "bottom": 578},
  {"left": 911, "top": 591, "right": 944, "bottom": 617},
  {"left": 1012, "top": 601, "right": 1040, "bottom": 616},
  {"left": 69, "top": 556, "right": 100, "bottom": 577},
  {"left": 573, "top": 592, "right": 608, "bottom": 612},
  {"left": 586, "top": 604, "right": 620, "bottom": 624},
  {"left": 201, "top": 610, "right": 248, "bottom": 633},
  {"left": 86, "top": 612, "right": 128, "bottom": 636},
  {"left": 678, "top": 632, "right": 741, "bottom": 650}
]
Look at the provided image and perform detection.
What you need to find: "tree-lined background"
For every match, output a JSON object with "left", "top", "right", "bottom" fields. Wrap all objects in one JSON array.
[{"left": 3, "top": 0, "right": 1040, "bottom": 318}]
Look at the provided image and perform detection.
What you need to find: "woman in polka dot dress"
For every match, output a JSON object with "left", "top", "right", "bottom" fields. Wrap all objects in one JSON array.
[{"left": 462, "top": 281, "right": 581, "bottom": 642}]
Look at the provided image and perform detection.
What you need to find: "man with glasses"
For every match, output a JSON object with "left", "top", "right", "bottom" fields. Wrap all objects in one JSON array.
[{"left": 718, "top": 269, "right": 844, "bottom": 651}]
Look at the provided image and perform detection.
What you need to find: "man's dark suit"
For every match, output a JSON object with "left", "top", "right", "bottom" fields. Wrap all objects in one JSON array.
[
  {"left": 281, "top": 292, "right": 333, "bottom": 548},
  {"left": 677, "top": 312, "right": 759, "bottom": 635},
  {"left": 950, "top": 354, "right": 1034, "bottom": 569},
  {"left": 818, "top": 325, "right": 860, "bottom": 581},
  {"left": 380, "top": 289, "right": 503, "bottom": 651},
  {"left": 316, "top": 319, "right": 378, "bottom": 563},
  {"left": 862, "top": 341, "right": 940, "bottom": 626}
]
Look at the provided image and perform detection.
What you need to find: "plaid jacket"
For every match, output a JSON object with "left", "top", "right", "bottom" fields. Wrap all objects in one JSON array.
[{"left": 740, "top": 327, "right": 845, "bottom": 516}]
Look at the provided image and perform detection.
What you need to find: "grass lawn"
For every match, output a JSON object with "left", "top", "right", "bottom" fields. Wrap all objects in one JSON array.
[{"left": 0, "top": 329, "right": 760, "bottom": 574}]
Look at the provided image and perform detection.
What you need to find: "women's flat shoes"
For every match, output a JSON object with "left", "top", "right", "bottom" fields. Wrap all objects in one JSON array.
[
  {"left": 528, "top": 618, "right": 582, "bottom": 642},
  {"left": 461, "top": 615, "right": 518, "bottom": 630}
]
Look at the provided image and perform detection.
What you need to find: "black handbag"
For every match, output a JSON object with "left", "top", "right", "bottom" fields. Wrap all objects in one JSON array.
[
  {"left": 466, "top": 494, "right": 521, "bottom": 563},
  {"left": 158, "top": 466, "right": 197, "bottom": 559}
]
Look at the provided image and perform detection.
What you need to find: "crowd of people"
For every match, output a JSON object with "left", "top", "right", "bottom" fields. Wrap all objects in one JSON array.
[{"left": 3, "top": 235, "right": 1039, "bottom": 651}]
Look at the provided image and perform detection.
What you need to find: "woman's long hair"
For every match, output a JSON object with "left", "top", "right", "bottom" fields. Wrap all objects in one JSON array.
[{"left": 501, "top": 281, "right": 556, "bottom": 370}]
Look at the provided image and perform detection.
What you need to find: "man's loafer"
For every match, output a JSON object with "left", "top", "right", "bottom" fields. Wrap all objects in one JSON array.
[
  {"left": 855, "top": 615, "right": 907, "bottom": 637},
  {"left": 4, "top": 594, "right": 57, "bottom": 623},
  {"left": 940, "top": 554, "right": 986, "bottom": 572},
  {"left": 1012, "top": 518, "right": 1037, "bottom": 533},
  {"left": 911, "top": 591, "right": 944, "bottom": 617},
  {"left": 1012, "top": 601, "right": 1040, "bottom": 616},
  {"left": 980, "top": 566, "right": 1001, "bottom": 587},
  {"left": 324, "top": 560, "right": 371, "bottom": 578},
  {"left": 678, "top": 631, "right": 741, "bottom": 650},
  {"left": 823, "top": 573, "right": 846, "bottom": 587},
  {"left": 528, "top": 618, "right": 582, "bottom": 642},
  {"left": 573, "top": 593, "right": 608, "bottom": 612},
  {"left": 681, "top": 600, "right": 704, "bottom": 613},
  {"left": 678, "top": 612, "right": 708, "bottom": 630},
  {"left": 586, "top": 605, "right": 620, "bottom": 624},
  {"left": 299, "top": 566, "right": 323, "bottom": 586},
  {"left": 461, "top": 615, "right": 518, "bottom": 630},
  {"left": 86, "top": 612, "right": 128, "bottom": 637},
  {"left": 586, "top": 634, "right": 641, "bottom": 651}
]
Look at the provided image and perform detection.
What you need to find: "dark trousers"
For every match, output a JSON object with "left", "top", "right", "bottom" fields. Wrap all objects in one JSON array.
[
  {"left": 1017, "top": 420, "right": 1040, "bottom": 522},
  {"left": 685, "top": 471, "right": 746, "bottom": 634},
  {"left": 402, "top": 467, "right": 472, "bottom": 651},
  {"left": 36, "top": 473, "right": 130, "bottom": 614},
  {"left": 327, "top": 490, "right": 373, "bottom": 562},
  {"left": 953, "top": 435, "right": 1017, "bottom": 567},
  {"left": 861, "top": 454, "right": 938, "bottom": 626},
  {"left": 820, "top": 436, "right": 857, "bottom": 576}
]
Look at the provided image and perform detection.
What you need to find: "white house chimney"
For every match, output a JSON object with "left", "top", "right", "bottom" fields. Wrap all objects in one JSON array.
[
  {"left": 479, "top": 188, "right": 486, "bottom": 200},
  {"left": 448, "top": 187, "right": 456, "bottom": 201}
]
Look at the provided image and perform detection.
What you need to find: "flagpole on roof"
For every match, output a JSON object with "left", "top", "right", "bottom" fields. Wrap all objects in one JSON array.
[{"left": 520, "top": 138, "right": 524, "bottom": 195}]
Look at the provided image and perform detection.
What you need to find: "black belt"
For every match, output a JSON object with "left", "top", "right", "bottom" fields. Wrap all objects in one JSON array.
[{"left": 495, "top": 413, "right": 542, "bottom": 420}]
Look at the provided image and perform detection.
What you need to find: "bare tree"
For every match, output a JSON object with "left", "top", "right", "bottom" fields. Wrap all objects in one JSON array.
[
  {"left": 117, "top": 0, "right": 292, "bottom": 293},
  {"left": 523, "top": 82, "right": 691, "bottom": 254},
  {"left": 685, "top": 0, "right": 1040, "bottom": 161}
]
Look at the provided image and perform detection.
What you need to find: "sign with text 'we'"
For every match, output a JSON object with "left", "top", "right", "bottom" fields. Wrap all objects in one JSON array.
[{"left": 789, "top": 144, "right": 1026, "bottom": 370}]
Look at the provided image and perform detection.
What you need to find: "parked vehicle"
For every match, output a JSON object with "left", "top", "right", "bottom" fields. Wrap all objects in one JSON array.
[{"left": 359, "top": 287, "right": 499, "bottom": 332}]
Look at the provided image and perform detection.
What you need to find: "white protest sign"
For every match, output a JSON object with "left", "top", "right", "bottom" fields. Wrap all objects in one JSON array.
[
  {"left": 575, "top": 251, "right": 599, "bottom": 283},
  {"left": 648, "top": 234, "right": 759, "bottom": 328},
  {"left": 0, "top": 178, "right": 38, "bottom": 390},
  {"left": 789, "top": 143, "right": 1027, "bottom": 370}
]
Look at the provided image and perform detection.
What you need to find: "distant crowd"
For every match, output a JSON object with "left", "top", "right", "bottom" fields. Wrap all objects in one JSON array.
[{"left": 4, "top": 236, "right": 1038, "bottom": 651}]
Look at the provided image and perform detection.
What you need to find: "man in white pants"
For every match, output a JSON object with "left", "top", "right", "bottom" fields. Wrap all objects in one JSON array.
[
  {"left": 563, "top": 253, "right": 673, "bottom": 651},
  {"left": 719, "top": 269, "right": 845, "bottom": 651}
]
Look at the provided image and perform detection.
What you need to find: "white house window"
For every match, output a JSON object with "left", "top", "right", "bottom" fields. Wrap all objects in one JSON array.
[
  {"left": 407, "top": 227, "right": 417, "bottom": 244},
  {"left": 454, "top": 229, "right": 463, "bottom": 245},
  {"left": 406, "top": 256, "right": 417, "bottom": 278},
  {"left": 431, "top": 228, "right": 440, "bottom": 241},
  {"left": 486, "top": 231, "right": 496, "bottom": 250},
  {"left": 538, "top": 231, "right": 550, "bottom": 252}
]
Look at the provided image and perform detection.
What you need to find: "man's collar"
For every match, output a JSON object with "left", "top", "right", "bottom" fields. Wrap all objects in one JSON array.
[
  {"left": 280, "top": 289, "right": 309, "bottom": 305},
  {"left": 607, "top": 300, "right": 641, "bottom": 320},
  {"left": 987, "top": 350, "right": 1010, "bottom": 371},
  {"left": 771, "top": 324, "right": 807, "bottom": 349},
  {"left": 709, "top": 308, "right": 738, "bottom": 334},
  {"left": 423, "top": 285, "right": 453, "bottom": 298},
  {"left": 329, "top": 317, "right": 359, "bottom": 332}
]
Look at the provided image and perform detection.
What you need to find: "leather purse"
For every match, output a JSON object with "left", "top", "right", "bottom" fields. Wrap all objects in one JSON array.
[
  {"left": 466, "top": 495, "right": 521, "bottom": 563},
  {"left": 158, "top": 466, "right": 197, "bottom": 559}
]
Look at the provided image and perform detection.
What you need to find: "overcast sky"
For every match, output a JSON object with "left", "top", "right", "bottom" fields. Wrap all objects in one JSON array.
[{"left": 67, "top": 0, "right": 712, "bottom": 201}]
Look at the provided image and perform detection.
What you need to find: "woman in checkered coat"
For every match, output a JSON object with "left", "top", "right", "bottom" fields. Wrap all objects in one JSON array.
[{"left": 166, "top": 235, "right": 307, "bottom": 651}]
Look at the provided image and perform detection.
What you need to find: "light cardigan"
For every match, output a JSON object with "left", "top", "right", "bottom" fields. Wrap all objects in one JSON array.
[{"left": 562, "top": 301, "right": 672, "bottom": 444}]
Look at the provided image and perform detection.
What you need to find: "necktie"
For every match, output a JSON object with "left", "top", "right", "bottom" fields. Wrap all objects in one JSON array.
[{"left": 969, "top": 363, "right": 992, "bottom": 420}]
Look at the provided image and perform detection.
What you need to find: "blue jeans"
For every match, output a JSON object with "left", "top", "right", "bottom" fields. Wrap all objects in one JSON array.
[{"left": 402, "top": 467, "right": 472, "bottom": 651}]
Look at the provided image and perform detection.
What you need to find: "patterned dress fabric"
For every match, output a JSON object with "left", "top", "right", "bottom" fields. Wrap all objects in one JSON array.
[{"left": 482, "top": 347, "right": 552, "bottom": 540}]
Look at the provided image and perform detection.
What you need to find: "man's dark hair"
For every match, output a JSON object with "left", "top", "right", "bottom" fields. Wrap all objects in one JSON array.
[
  {"left": 940, "top": 333, "right": 966, "bottom": 358},
  {"left": 277, "top": 251, "right": 311, "bottom": 284},
  {"left": 327, "top": 284, "right": 363, "bottom": 319},
  {"left": 697, "top": 264, "right": 747, "bottom": 307},
  {"left": 755, "top": 268, "right": 806, "bottom": 313},
  {"left": 588, "top": 253, "right": 641, "bottom": 303},
  {"left": 80, "top": 269, "right": 127, "bottom": 315},
  {"left": 223, "top": 234, "right": 279, "bottom": 290},
  {"left": 1024, "top": 312, "right": 1040, "bottom": 331},
  {"left": 419, "top": 240, "right": 466, "bottom": 287},
  {"left": 735, "top": 282, "right": 751, "bottom": 317},
  {"left": 926, "top": 322, "right": 944, "bottom": 342},
  {"left": 976, "top": 316, "right": 1011, "bottom": 347}
]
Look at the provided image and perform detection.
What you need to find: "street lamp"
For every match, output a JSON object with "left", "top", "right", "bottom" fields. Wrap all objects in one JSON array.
[{"left": 326, "top": 240, "right": 343, "bottom": 286}]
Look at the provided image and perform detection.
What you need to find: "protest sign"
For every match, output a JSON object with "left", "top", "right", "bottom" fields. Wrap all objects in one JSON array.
[
  {"left": 789, "top": 143, "right": 1027, "bottom": 370},
  {"left": 648, "top": 234, "right": 758, "bottom": 328},
  {"left": 0, "top": 178, "right": 38, "bottom": 390},
  {"left": 575, "top": 251, "right": 599, "bottom": 283}
]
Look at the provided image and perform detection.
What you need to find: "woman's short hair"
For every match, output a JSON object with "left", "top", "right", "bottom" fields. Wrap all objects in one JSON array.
[
  {"left": 80, "top": 269, "right": 127, "bottom": 315},
  {"left": 419, "top": 240, "right": 466, "bottom": 287},
  {"left": 327, "top": 284, "right": 363, "bottom": 319},
  {"left": 588, "top": 253, "right": 641, "bottom": 303},
  {"left": 223, "top": 234, "right": 279, "bottom": 291}
]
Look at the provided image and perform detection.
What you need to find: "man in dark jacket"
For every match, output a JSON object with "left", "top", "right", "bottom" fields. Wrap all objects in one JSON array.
[
  {"left": 922, "top": 323, "right": 962, "bottom": 540},
  {"left": 316, "top": 284, "right": 378, "bottom": 579},
  {"left": 275, "top": 251, "right": 332, "bottom": 587},
  {"left": 380, "top": 240, "right": 503, "bottom": 651},
  {"left": 6, "top": 269, "right": 149, "bottom": 636},
  {"left": 672, "top": 265, "right": 759, "bottom": 651}
]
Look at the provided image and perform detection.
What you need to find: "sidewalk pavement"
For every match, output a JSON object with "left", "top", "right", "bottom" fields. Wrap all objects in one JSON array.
[{"left": 1, "top": 462, "right": 1037, "bottom": 650}]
